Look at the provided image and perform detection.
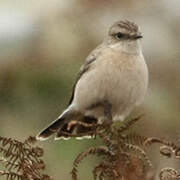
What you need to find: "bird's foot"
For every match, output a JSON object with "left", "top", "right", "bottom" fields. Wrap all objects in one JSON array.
[{"left": 96, "top": 117, "right": 113, "bottom": 135}]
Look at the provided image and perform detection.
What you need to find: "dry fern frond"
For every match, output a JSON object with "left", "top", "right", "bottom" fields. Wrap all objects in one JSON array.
[
  {"left": 71, "top": 146, "right": 114, "bottom": 180},
  {"left": 71, "top": 116, "right": 155, "bottom": 180},
  {"left": 122, "top": 142, "right": 153, "bottom": 169},
  {"left": 144, "top": 137, "right": 180, "bottom": 159},
  {"left": 117, "top": 114, "right": 143, "bottom": 133},
  {"left": 123, "top": 133, "right": 148, "bottom": 146},
  {"left": 70, "top": 116, "right": 180, "bottom": 180},
  {"left": 0, "top": 136, "right": 52, "bottom": 180},
  {"left": 159, "top": 167, "right": 180, "bottom": 180},
  {"left": 93, "top": 162, "right": 120, "bottom": 180}
]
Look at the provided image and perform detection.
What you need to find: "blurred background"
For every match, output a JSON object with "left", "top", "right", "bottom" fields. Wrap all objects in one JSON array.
[{"left": 0, "top": 0, "right": 180, "bottom": 179}]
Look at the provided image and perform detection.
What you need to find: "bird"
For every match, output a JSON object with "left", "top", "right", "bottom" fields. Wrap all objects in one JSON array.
[{"left": 36, "top": 20, "right": 148, "bottom": 141}]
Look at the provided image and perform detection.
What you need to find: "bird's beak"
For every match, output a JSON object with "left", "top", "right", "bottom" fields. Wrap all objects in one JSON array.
[{"left": 134, "top": 35, "right": 143, "bottom": 39}]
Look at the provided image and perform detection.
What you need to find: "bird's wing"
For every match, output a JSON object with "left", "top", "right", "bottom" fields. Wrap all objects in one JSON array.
[
  {"left": 68, "top": 43, "right": 104, "bottom": 105},
  {"left": 68, "top": 56, "right": 96, "bottom": 105}
]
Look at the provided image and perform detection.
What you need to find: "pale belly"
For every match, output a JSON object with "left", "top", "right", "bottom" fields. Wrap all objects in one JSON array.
[{"left": 72, "top": 53, "right": 148, "bottom": 121}]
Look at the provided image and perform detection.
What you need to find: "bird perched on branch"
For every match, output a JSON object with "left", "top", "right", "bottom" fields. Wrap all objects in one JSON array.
[{"left": 36, "top": 20, "right": 148, "bottom": 141}]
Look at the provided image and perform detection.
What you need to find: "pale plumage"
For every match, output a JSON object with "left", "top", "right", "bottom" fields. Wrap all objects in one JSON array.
[{"left": 36, "top": 20, "right": 148, "bottom": 141}]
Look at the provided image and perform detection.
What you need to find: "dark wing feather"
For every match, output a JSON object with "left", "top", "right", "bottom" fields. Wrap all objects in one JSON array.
[{"left": 68, "top": 57, "right": 96, "bottom": 105}]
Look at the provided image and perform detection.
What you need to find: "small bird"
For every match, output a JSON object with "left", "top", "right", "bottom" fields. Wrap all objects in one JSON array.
[{"left": 36, "top": 20, "right": 148, "bottom": 141}]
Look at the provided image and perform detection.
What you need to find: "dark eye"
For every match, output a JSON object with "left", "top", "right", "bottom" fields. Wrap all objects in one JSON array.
[{"left": 115, "top": 32, "right": 124, "bottom": 40}]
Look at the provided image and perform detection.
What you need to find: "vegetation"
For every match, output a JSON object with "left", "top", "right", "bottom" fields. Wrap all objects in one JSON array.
[{"left": 1, "top": 116, "right": 180, "bottom": 180}]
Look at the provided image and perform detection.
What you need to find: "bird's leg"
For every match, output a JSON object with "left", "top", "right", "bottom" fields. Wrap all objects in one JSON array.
[
  {"left": 102, "top": 100, "right": 112, "bottom": 125},
  {"left": 86, "top": 101, "right": 112, "bottom": 130}
]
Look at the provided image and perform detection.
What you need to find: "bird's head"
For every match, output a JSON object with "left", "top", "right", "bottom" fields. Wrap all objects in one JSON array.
[{"left": 107, "top": 20, "right": 143, "bottom": 54}]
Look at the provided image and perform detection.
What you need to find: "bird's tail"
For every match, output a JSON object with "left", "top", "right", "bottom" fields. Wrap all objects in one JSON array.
[{"left": 36, "top": 107, "right": 97, "bottom": 141}]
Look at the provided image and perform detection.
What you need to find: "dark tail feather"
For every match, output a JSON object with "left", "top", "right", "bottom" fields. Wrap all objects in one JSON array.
[
  {"left": 55, "top": 116, "right": 97, "bottom": 140},
  {"left": 36, "top": 117, "right": 66, "bottom": 141},
  {"left": 36, "top": 106, "right": 78, "bottom": 141}
]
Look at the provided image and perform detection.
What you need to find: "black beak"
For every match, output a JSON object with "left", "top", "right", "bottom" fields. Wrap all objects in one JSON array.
[{"left": 134, "top": 35, "right": 143, "bottom": 39}]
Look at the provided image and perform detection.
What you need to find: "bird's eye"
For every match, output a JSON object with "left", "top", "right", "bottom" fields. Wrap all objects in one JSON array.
[{"left": 115, "top": 32, "right": 124, "bottom": 40}]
